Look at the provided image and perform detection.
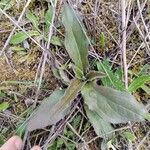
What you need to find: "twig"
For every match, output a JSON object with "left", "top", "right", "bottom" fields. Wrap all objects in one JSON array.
[
  {"left": 133, "top": 17, "right": 150, "bottom": 56},
  {"left": 137, "top": 0, "right": 150, "bottom": 41},
  {"left": 33, "top": 52, "right": 47, "bottom": 107},
  {"left": 127, "top": 42, "right": 145, "bottom": 68},
  {"left": 67, "top": 122, "right": 90, "bottom": 150},
  {"left": 87, "top": 125, "right": 131, "bottom": 144},
  {"left": 126, "top": 0, "right": 132, "bottom": 27},
  {"left": 136, "top": 131, "right": 150, "bottom": 150},
  {"left": 126, "top": 0, "right": 147, "bottom": 40},
  {"left": 42, "top": 99, "right": 81, "bottom": 149},
  {"left": 121, "top": 0, "right": 128, "bottom": 89},
  {"left": 33, "top": 0, "right": 58, "bottom": 107}
]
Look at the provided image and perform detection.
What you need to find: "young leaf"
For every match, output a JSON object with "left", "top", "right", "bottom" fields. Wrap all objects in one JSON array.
[
  {"left": 45, "top": 5, "right": 53, "bottom": 33},
  {"left": 99, "top": 32, "right": 105, "bottom": 49},
  {"left": 26, "top": 10, "right": 40, "bottom": 31},
  {"left": 51, "top": 36, "right": 62, "bottom": 46},
  {"left": 0, "top": 91, "right": 6, "bottom": 97},
  {"left": 0, "top": 135, "right": 5, "bottom": 145},
  {"left": 0, "top": 102, "right": 9, "bottom": 111},
  {"left": 137, "top": 64, "right": 150, "bottom": 76},
  {"left": 128, "top": 75, "right": 150, "bottom": 92},
  {"left": 10, "top": 31, "right": 40, "bottom": 45},
  {"left": 85, "top": 105, "right": 114, "bottom": 140},
  {"left": 27, "top": 79, "right": 85, "bottom": 131},
  {"left": 62, "top": 4, "right": 89, "bottom": 77},
  {"left": 86, "top": 71, "right": 106, "bottom": 81},
  {"left": 97, "top": 60, "right": 124, "bottom": 91},
  {"left": 144, "top": 113, "right": 150, "bottom": 121},
  {"left": 123, "top": 131, "right": 136, "bottom": 141},
  {"left": 141, "top": 85, "right": 150, "bottom": 95},
  {"left": 44, "top": 35, "right": 62, "bottom": 46},
  {"left": 16, "top": 122, "right": 27, "bottom": 137},
  {"left": 81, "top": 83, "right": 147, "bottom": 124}
]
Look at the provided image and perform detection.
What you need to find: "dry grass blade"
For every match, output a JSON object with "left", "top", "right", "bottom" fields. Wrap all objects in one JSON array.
[
  {"left": 121, "top": 0, "right": 128, "bottom": 89},
  {"left": 133, "top": 17, "right": 150, "bottom": 56},
  {"left": 34, "top": 0, "right": 58, "bottom": 107}
]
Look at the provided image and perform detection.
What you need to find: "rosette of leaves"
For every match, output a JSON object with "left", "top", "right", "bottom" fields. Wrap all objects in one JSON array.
[{"left": 27, "top": 3, "right": 148, "bottom": 146}]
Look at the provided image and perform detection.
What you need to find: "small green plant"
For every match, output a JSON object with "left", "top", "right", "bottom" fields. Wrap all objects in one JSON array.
[
  {"left": 27, "top": 3, "right": 149, "bottom": 147},
  {"left": 10, "top": 5, "right": 62, "bottom": 47}
]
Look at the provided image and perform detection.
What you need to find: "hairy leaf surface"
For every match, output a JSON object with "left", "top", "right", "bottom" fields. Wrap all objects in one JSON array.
[
  {"left": 85, "top": 105, "right": 114, "bottom": 140},
  {"left": 28, "top": 79, "right": 85, "bottom": 131},
  {"left": 82, "top": 83, "right": 147, "bottom": 124},
  {"left": 62, "top": 4, "right": 89, "bottom": 77}
]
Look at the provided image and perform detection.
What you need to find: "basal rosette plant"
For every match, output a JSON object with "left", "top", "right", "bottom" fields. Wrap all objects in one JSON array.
[{"left": 27, "top": 3, "right": 149, "bottom": 145}]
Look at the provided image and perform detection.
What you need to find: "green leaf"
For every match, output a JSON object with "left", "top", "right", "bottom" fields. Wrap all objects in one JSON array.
[
  {"left": 0, "top": 135, "right": 5, "bottom": 145},
  {"left": 128, "top": 75, "right": 150, "bottom": 92},
  {"left": 44, "top": 35, "right": 62, "bottom": 46},
  {"left": 81, "top": 83, "right": 147, "bottom": 124},
  {"left": 72, "top": 115, "right": 81, "bottom": 129},
  {"left": 62, "top": 4, "right": 89, "bottom": 77},
  {"left": 45, "top": 6, "right": 53, "bottom": 33},
  {"left": 97, "top": 60, "right": 124, "bottom": 91},
  {"left": 141, "top": 85, "right": 150, "bottom": 95},
  {"left": 0, "top": 102, "right": 9, "bottom": 111},
  {"left": 26, "top": 10, "right": 40, "bottom": 31},
  {"left": 144, "top": 113, "right": 150, "bottom": 121},
  {"left": 10, "top": 30, "right": 40, "bottom": 45},
  {"left": 0, "top": 0, "right": 14, "bottom": 10},
  {"left": 137, "top": 64, "right": 150, "bottom": 76},
  {"left": 9, "top": 46, "right": 25, "bottom": 52},
  {"left": 0, "top": 91, "right": 6, "bottom": 97},
  {"left": 27, "top": 89, "right": 66, "bottom": 131},
  {"left": 86, "top": 71, "right": 106, "bottom": 81},
  {"left": 59, "top": 69, "right": 70, "bottom": 84},
  {"left": 123, "top": 131, "right": 136, "bottom": 141},
  {"left": 99, "top": 32, "right": 105, "bottom": 49},
  {"left": 27, "top": 79, "right": 85, "bottom": 131},
  {"left": 16, "top": 122, "right": 27, "bottom": 137},
  {"left": 85, "top": 105, "right": 114, "bottom": 140},
  {"left": 51, "top": 36, "right": 62, "bottom": 46}
]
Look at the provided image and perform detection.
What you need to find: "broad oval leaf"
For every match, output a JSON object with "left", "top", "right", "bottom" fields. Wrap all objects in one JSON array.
[
  {"left": 128, "top": 75, "right": 150, "bottom": 92},
  {"left": 10, "top": 31, "right": 40, "bottom": 45},
  {"left": 27, "top": 89, "right": 66, "bottom": 131},
  {"left": 62, "top": 4, "right": 89, "bottom": 77},
  {"left": 27, "top": 78, "right": 85, "bottom": 131},
  {"left": 85, "top": 105, "right": 114, "bottom": 140},
  {"left": 81, "top": 83, "right": 147, "bottom": 124}
]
